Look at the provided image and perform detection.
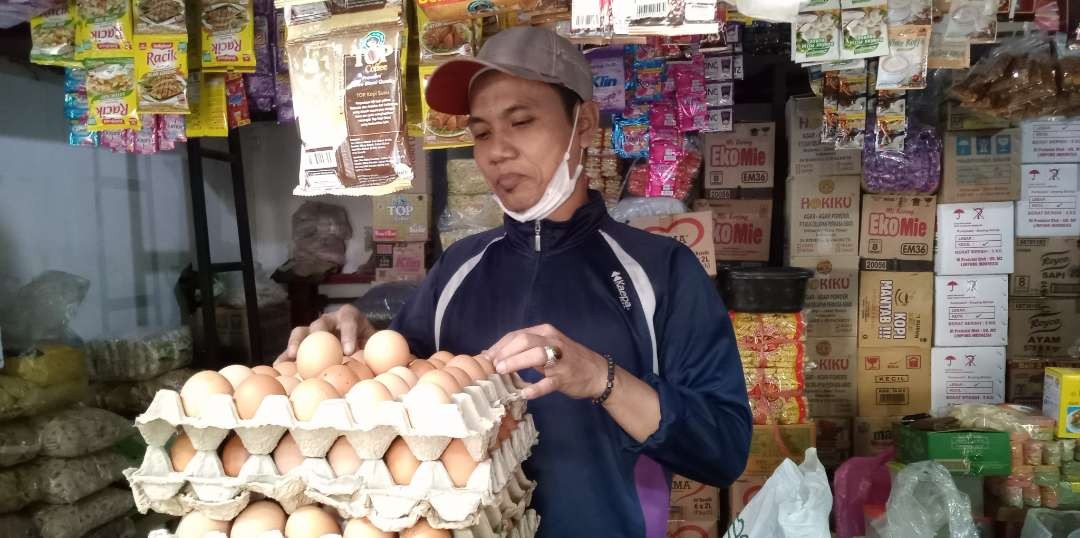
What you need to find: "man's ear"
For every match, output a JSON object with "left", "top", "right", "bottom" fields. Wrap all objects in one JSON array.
[{"left": 577, "top": 100, "right": 601, "bottom": 150}]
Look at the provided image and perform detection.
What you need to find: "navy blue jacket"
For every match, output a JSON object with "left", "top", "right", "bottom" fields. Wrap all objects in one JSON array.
[{"left": 389, "top": 191, "right": 751, "bottom": 537}]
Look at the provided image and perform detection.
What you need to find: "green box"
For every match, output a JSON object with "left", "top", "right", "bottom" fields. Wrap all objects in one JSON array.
[{"left": 897, "top": 423, "right": 1011, "bottom": 476}]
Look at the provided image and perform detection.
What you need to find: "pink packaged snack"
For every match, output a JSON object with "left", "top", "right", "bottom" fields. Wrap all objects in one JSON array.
[
  {"left": 647, "top": 139, "right": 682, "bottom": 197},
  {"left": 100, "top": 129, "right": 134, "bottom": 153},
  {"left": 157, "top": 114, "right": 186, "bottom": 150},
  {"left": 134, "top": 114, "right": 158, "bottom": 155},
  {"left": 649, "top": 102, "right": 679, "bottom": 143},
  {"left": 274, "top": 72, "right": 294, "bottom": 122}
]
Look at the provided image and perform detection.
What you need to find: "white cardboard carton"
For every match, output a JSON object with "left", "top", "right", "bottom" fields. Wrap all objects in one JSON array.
[
  {"left": 933, "top": 274, "right": 1009, "bottom": 347},
  {"left": 930, "top": 347, "right": 1005, "bottom": 412},
  {"left": 1021, "top": 118, "right": 1080, "bottom": 163},
  {"left": 935, "top": 201, "right": 1015, "bottom": 275},
  {"left": 1017, "top": 163, "right": 1080, "bottom": 237}
]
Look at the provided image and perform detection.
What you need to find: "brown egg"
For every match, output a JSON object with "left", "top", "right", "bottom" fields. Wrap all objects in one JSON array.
[
  {"left": 290, "top": 379, "right": 339, "bottom": 421},
  {"left": 296, "top": 331, "right": 345, "bottom": 379},
  {"left": 345, "top": 359, "right": 375, "bottom": 380},
  {"left": 251, "top": 365, "right": 279, "bottom": 377},
  {"left": 176, "top": 511, "right": 231, "bottom": 538},
  {"left": 473, "top": 355, "right": 496, "bottom": 376},
  {"left": 273, "top": 433, "right": 304, "bottom": 474},
  {"left": 220, "top": 434, "right": 250, "bottom": 477},
  {"left": 401, "top": 520, "right": 450, "bottom": 538},
  {"left": 429, "top": 351, "right": 454, "bottom": 364},
  {"left": 343, "top": 518, "right": 396, "bottom": 538},
  {"left": 387, "top": 366, "right": 418, "bottom": 387},
  {"left": 284, "top": 505, "right": 340, "bottom": 538},
  {"left": 274, "top": 360, "right": 298, "bottom": 377},
  {"left": 278, "top": 375, "right": 301, "bottom": 395},
  {"left": 497, "top": 415, "right": 518, "bottom": 444},
  {"left": 408, "top": 360, "right": 436, "bottom": 378},
  {"left": 363, "top": 330, "right": 411, "bottom": 375},
  {"left": 231, "top": 500, "right": 287, "bottom": 537},
  {"left": 384, "top": 437, "right": 420, "bottom": 485},
  {"left": 446, "top": 356, "right": 485, "bottom": 381},
  {"left": 218, "top": 364, "right": 253, "bottom": 389},
  {"left": 347, "top": 379, "right": 394, "bottom": 414},
  {"left": 417, "top": 370, "right": 461, "bottom": 395},
  {"left": 234, "top": 374, "right": 287, "bottom": 420},
  {"left": 170, "top": 431, "right": 196, "bottom": 472},
  {"left": 374, "top": 373, "right": 410, "bottom": 398},
  {"left": 321, "top": 364, "right": 360, "bottom": 396},
  {"left": 327, "top": 436, "right": 361, "bottom": 477},
  {"left": 441, "top": 367, "right": 473, "bottom": 389},
  {"left": 179, "top": 370, "right": 234, "bottom": 418},
  {"left": 439, "top": 439, "right": 478, "bottom": 487},
  {"left": 404, "top": 383, "right": 452, "bottom": 406}
]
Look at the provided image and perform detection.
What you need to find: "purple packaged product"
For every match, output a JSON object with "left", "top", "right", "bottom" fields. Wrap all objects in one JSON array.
[
  {"left": 274, "top": 73, "right": 294, "bottom": 122},
  {"left": 586, "top": 46, "right": 625, "bottom": 116},
  {"left": 245, "top": 74, "right": 276, "bottom": 112},
  {"left": 253, "top": 15, "right": 272, "bottom": 74},
  {"left": 100, "top": 130, "right": 134, "bottom": 153},
  {"left": 253, "top": 0, "right": 272, "bottom": 15},
  {"left": 273, "top": 8, "right": 288, "bottom": 74},
  {"left": 158, "top": 114, "right": 186, "bottom": 150},
  {"left": 862, "top": 114, "right": 941, "bottom": 194}
]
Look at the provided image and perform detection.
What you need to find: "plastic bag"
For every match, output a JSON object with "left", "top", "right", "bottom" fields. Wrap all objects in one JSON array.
[
  {"left": 0, "top": 419, "right": 43, "bottom": 468},
  {"left": 85, "top": 327, "right": 193, "bottom": 382},
  {"left": 876, "top": 460, "right": 979, "bottom": 538},
  {"left": 84, "top": 516, "right": 137, "bottom": 538},
  {"left": 446, "top": 159, "right": 489, "bottom": 195},
  {"left": 0, "top": 513, "right": 36, "bottom": 538},
  {"left": 0, "top": 376, "right": 87, "bottom": 422},
  {"left": 440, "top": 194, "right": 503, "bottom": 231},
  {"left": 833, "top": 449, "right": 894, "bottom": 538},
  {"left": 2, "top": 344, "right": 86, "bottom": 386},
  {"left": 31, "top": 486, "right": 134, "bottom": 538},
  {"left": 0, "top": 270, "right": 89, "bottom": 352},
  {"left": 725, "top": 448, "right": 832, "bottom": 538},
  {"left": 30, "top": 450, "right": 129, "bottom": 504},
  {"left": 355, "top": 282, "right": 419, "bottom": 330},
  {"left": 1020, "top": 508, "right": 1080, "bottom": 538},
  {"left": 289, "top": 201, "right": 352, "bottom": 277},
  {"left": 30, "top": 407, "right": 134, "bottom": 458},
  {"left": 609, "top": 197, "right": 688, "bottom": 223},
  {"left": 88, "top": 368, "right": 195, "bottom": 416}
]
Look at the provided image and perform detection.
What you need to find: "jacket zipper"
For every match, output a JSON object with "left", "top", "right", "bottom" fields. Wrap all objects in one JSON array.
[{"left": 534, "top": 220, "right": 542, "bottom": 252}]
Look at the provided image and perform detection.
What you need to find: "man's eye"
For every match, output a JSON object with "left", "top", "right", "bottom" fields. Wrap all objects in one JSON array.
[
  {"left": 472, "top": 131, "right": 490, "bottom": 141},
  {"left": 511, "top": 118, "right": 533, "bottom": 127}
]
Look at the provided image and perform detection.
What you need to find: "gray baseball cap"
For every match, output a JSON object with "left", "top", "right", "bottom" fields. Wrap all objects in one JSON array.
[{"left": 424, "top": 26, "right": 593, "bottom": 116}]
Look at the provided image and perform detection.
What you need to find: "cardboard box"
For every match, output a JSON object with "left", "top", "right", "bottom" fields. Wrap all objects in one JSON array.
[
  {"left": 690, "top": 200, "right": 772, "bottom": 262},
  {"left": 1006, "top": 358, "right": 1080, "bottom": 407},
  {"left": 806, "top": 338, "right": 858, "bottom": 417},
  {"left": 945, "top": 103, "right": 1014, "bottom": 131},
  {"left": 669, "top": 475, "right": 721, "bottom": 520},
  {"left": 857, "top": 346, "right": 932, "bottom": 417},
  {"left": 859, "top": 195, "right": 936, "bottom": 271},
  {"left": 941, "top": 129, "right": 1021, "bottom": 203},
  {"left": 896, "top": 421, "right": 1012, "bottom": 476},
  {"left": 934, "top": 201, "right": 1015, "bottom": 275},
  {"left": 1021, "top": 118, "right": 1080, "bottom": 163},
  {"left": 933, "top": 275, "right": 1009, "bottom": 347},
  {"left": 373, "top": 194, "right": 430, "bottom": 242},
  {"left": 930, "top": 347, "right": 1006, "bottom": 411},
  {"left": 744, "top": 423, "right": 816, "bottom": 476},
  {"left": 814, "top": 417, "right": 853, "bottom": 469},
  {"left": 667, "top": 520, "right": 719, "bottom": 538},
  {"left": 630, "top": 211, "right": 717, "bottom": 275},
  {"left": 858, "top": 272, "right": 933, "bottom": 348},
  {"left": 790, "top": 257, "right": 860, "bottom": 338},
  {"left": 1012, "top": 236, "right": 1080, "bottom": 297},
  {"left": 853, "top": 415, "right": 902, "bottom": 456},
  {"left": 704, "top": 122, "right": 775, "bottom": 191},
  {"left": 786, "top": 175, "right": 861, "bottom": 258},
  {"left": 1043, "top": 367, "right": 1080, "bottom": 438},
  {"left": 1008, "top": 297, "right": 1080, "bottom": 358},
  {"left": 1017, "top": 163, "right": 1080, "bottom": 237},
  {"left": 728, "top": 476, "right": 767, "bottom": 521},
  {"left": 373, "top": 242, "right": 426, "bottom": 283},
  {"left": 786, "top": 97, "right": 862, "bottom": 178}
]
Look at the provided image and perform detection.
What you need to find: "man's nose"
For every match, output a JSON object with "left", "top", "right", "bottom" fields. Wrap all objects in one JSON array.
[{"left": 488, "top": 134, "right": 518, "bottom": 164}]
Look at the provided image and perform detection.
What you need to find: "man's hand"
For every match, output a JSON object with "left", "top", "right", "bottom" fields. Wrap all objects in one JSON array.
[
  {"left": 276, "top": 304, "right": 377, "bottom": 362},
  {"left": 480, "top": 324, "right": 607, "bottom": 400}
]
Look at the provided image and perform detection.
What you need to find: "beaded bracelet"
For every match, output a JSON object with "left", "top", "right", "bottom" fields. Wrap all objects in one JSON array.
[{"left": 593, "top": 355, "right": 616, "bottom": 405}]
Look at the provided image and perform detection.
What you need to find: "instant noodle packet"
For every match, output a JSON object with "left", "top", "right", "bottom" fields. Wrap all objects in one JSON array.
[
  {"left": 30, "top": 0, "right": 78, "bottom": 67},
  {"left": 85, "top": 57, "right": 141, "bottom": 131},
  {"left": 134, "top": 34, "right": 189, "bottom": 113},
  {"left": 75, "top": 0, "right": 134, "bottom": 59},
  {"left": 200, "top": 0, "right": 256, "bottom": 72}
]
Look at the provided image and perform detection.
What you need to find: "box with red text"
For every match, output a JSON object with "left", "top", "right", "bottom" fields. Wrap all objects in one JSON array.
[
  {"left": 703, "top": 122, "right": 775, "bottom": 192},
  {"left": 859, "top": 195, "right": 936, "bottom": 271},
  {"left": 935, "top": 202, "right": 1015, "bottom": 275}
]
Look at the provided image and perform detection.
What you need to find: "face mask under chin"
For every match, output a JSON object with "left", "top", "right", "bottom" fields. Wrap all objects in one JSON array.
[{"left": 496, "top": 105, "right": 583, "bottom": 223}]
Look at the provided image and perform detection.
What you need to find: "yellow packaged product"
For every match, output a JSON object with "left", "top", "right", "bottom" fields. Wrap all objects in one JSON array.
[
  {"left": 30, "top": 0, "right": 78, "bottom": 67},
  {"left": 1, "top": 345, "right": 87, "bottom": 387},
  {"left": 420, "top": 64, "right": 472, "bottom": 149},
  {"left": 185, "top": 72, "right": 228, "bottom": 138},
  {"left": 75, "top": 0, "right": 134, "bottom": 59},
  {"left": 199, "top": 0, "right": 256, "bottom": 72},
  {"left": 85, "top": 57, "right": 141, "bottom": 131},
  {"left": 133, "top": 0, "right": 186, "bottom": 35},
  {"left": 134, "top": 35, "right": 189, "bottom": 113},
  {"left": 745, "top": 367, "right": 808, "bottom": 425},
  {"left": 730, "top": 312, "right": 807, "bottom": 369}
]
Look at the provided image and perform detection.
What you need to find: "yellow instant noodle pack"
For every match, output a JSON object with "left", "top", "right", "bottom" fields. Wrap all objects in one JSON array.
[
  {"left": 30, "top": 0, "right": 78, "bottom": 67},
  {"left": 85, "top": 57, "right": 141, "bottom": 131},
  {"left": 745, "top": 367, "right": 808, "bottom": 425},
  {"left": 75, "top": 0, "right": 134, "bottom": 59},
  {"left": 729, "top": 312, "right": 806, "bottom": 369},
  {"left": 134, "top": 35, "right": 189, "bottom": 113},
  {"left": 199, "top": 0, "right": 256, "bottom": 72}
]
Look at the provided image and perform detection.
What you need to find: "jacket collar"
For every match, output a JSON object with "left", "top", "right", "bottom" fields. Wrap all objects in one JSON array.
[{"left": 502, "top": 190, "right": 609, "bottom": 254}]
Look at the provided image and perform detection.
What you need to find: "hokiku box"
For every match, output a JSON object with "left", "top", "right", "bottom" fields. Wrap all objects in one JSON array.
[
  {"left": 859, "top": 195, "right": 936, "bottom": 271},
  {"left": 933, "top": 275, "right": 1009, "bottom": 347},
  {"left": 691, "top": 199, "right": 772, "bottom": 262},
  {"left": 786, "top": 97, "right": 862, "bottom": 178},
  {"left": 806, "top": 338, "right": 858, "bottom": 417},
  {"left": 1011, "top": 236, "right": 1080, "bottom": 297},
  {"left": 790, "top": 256, "right": 859, "bottom": 338},
  {"left": 704, "top": 122, "right": 775, "bottom": 191},
  {"left": 930, "top": 347, "right": 1005, "bottom": 411},
  {"left": 934, "top": 201, "right": 1015, "bottom": 275},
  {"left": 857, "top": 346, "right": 931, "bottom": 417},
  {"left": 1017, "top": 163, "right": 1080, "bottom": 237},
  {"left": 630, "top": 211, "right": 718, "bottom": 275},
  {"left": 786, "top": 175, "right": 861, "bottom": 258},
  {"left": 1008, "top": 297, "right": 1080, "bottom": 358},
  {"left": 858, "top": 271, "right": 933, "bottom": 348},
  {"left": 941, "top": 129, "right": 1021, "bottom": 203}
]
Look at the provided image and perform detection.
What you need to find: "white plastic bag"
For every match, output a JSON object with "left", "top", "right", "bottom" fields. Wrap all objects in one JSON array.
[
  {"left": 876, "top": 461, "right": 979, "bottom": 538},
  {"left": 725, "top": 448, "right": 832, "bottom": 538},
  {"left": 1020, "top": 509, "right": 1080, "bottom": 538}
]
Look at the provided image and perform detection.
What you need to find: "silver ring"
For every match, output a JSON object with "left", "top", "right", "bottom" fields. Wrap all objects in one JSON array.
[{"left": 543, "top": 345, "right": 562, "bottom": 368}]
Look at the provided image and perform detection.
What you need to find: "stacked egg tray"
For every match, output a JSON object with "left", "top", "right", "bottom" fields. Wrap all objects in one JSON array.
[{"left": 125, "top": 372, "right": 539, "bottom": 529}]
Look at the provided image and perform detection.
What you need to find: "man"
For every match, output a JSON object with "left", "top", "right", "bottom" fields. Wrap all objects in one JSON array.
[{"left": 281, "top": 26, "right": 751, "bottom": 537}]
